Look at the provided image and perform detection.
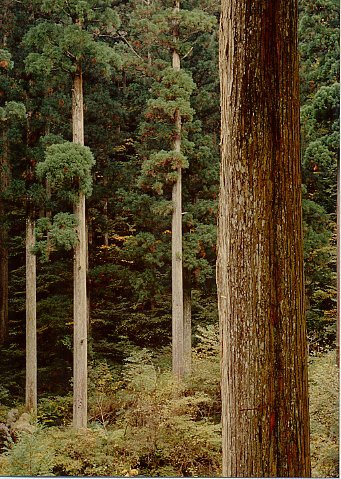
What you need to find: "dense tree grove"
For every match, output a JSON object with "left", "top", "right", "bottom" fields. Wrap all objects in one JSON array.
[{"left": 0, "top": 0, "right": 339, "bottom": 477}]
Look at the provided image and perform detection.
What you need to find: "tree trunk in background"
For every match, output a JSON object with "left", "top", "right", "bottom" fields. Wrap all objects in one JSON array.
[
  {"left": 72, "top": 65, "right": 88, "bottom": 429},
  {"left": 25, "top": 212, "right": 37, "bottom": 414},
  {"left": 0, "top": 15, "right": 10, "bottom": 346},
  {"left": 86, "top": 218, "right": 92, "bottom": 335},
  {"left": 183, "top": 268, "right": 191, "bottom": 375},
  {"left": 337, "top": 159, "right": 340, "bottom": 366},
  {"left": 0, "top": 130, "right": 9, "bottom": 346},
  {"left": 103, "top": 175, "right": 109, "bottom": 247},
  {"left": 218, "top": 0, "right": 311, "bottom": 476},
  {"left": 171, "top": 0, "right": 184, "bottom": 381}
]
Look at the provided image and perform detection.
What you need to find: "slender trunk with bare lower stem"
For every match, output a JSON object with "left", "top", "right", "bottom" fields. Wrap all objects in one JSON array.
[
  {"left": 0, "top": 130, "right": 9, "bottom": 347},
  {"left": 0, "top": 0, "right": 10, "bottom": 349},
  {"left": 337, "top": 158, "right": 340, "bottom": 366},
  {"left": 218, "top": 0, "right": 311, "bottom": 475},
  {"left": 25, "top": 211, "right": 37, "bottom": 414},
  {"left": 183, "top": 268, "right": 191, "bottom": 375},
  {"left": 171, "top": 0, "right": 184, "bottom": 381},
  {"left": 72, "top": 65, "right": 88, "bottom": 429}
]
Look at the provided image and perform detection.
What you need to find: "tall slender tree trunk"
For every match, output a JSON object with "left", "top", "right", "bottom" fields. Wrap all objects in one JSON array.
[
  {"left": 171, "top": 0, "right": 184, "bottom": 380},
  {"left": 72, "top": 65, "right": 88, "bottom": 429},
  {"left": 25, "top": 210, "right": 37, "bottom": 414},
  {"left": 218, "top": 1, "right": 311, "bottom": 476},
  {"left": 0, "top": 130, "right": 9, "bottom": 346},
  {"left": 103, "top": 175, "right": 109, "bottom": 247},
  {"left": 0, "top": 20, "right": 10, "bottom": 346},
  {"left": 183, "top": 268, "right": 191, "bottom": 375},
  {"left": 337, "top": 158, "right": 340, "bottom": 366}
]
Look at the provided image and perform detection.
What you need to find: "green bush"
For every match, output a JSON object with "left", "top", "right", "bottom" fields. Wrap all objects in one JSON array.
[
  {"left": 37, "top": 395, "right": 73, "bottom": 427},
  {"left": 0, "top": 338, "right": 221, "bottom": 477},
  {"left": 114, "top": 347, "right": 221, "bottom": 476},
  {"left": 0, "top": 339, "right": 338, "bottom": 477},
  {"left": 309, "top": 350, "right": 339, "bottom": 477},
  {"left": 0, "top": 426, "right": 55, "bottom": 476},
  {"left": 0, "top": 426, "right": 134, "bottom": 477}
]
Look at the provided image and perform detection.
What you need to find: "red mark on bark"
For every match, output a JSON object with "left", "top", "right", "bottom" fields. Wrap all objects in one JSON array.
[
  {"left": 270, "top": 303, "right": 277, "bottom": 326},
  {"left": 270, "top": 411, "right": 276, "bottom": 434}
]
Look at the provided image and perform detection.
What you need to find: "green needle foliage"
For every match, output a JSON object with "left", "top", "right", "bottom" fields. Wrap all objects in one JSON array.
[
  {"left": 34, "top": 213, "right": 78, "bottom": 262},
  {"left": 36, "top": 142, "right": 95, "bottom": 200},
  {"left": 23, "top": 0, "right": 121, "bottom": 77}
]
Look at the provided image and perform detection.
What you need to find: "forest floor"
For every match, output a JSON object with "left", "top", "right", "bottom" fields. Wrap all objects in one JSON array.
[{"left": 0, "top": 347, "right": 339, "bottom": 477}]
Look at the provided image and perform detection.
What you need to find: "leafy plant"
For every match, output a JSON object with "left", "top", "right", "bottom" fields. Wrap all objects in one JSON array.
[{"left": 309, "top": 350, "right": 339, "bottom": 477}]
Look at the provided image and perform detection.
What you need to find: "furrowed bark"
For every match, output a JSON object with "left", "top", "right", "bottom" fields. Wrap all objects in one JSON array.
[{"left": 218, "top": 0, "right": 311, "bottom": 476}]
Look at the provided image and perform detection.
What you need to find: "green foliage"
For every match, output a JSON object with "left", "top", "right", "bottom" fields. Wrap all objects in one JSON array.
[
  {"left": 139, "top": 150, "right": 189, "bottom": 194},
  {"left": 0, "top": 426, "right": 130, "bottom": 477},
  {"left": 39, "top": 0, "right": 120, "bottom": 32},
  {"left": 34, "top": 212, "right": 78, "bottom": 261},
  {"left": 309, "top": 351, "right": 339, "bottom": 477},
  {"left": 0, "top": 423, "right": 55, "bottom": 477},
  {"left": 37, "top": 142, "right": 95, "bottom": 199},
  {"left": 37, "top": 395, "right": 73, "bottom": 427},
  {"left": 24, "top": 0, "right": 121, "bottom": 77},
  {"left": 1, "top": 345, "right": 222, "bottom": 477},
  {"left": 111, "top": 347, "right": 222, "bottom": 477},
  {"left": 299, "top": 0, "right": 339, "bottom": 90},
  {"left": 88, "top": 361, "right": 119, "bottom": 427},
  {"left": 299, "top": 0, "right": 338, "bottom": 348},
  {"left": 0, "top": 101, "right": 26, "bottom": 123},
  {"left": 0, "top": 343, "right": 338, "bottom": 478},
  {"left": 0, "top": 49, "right": 13, "bottom": 70}
]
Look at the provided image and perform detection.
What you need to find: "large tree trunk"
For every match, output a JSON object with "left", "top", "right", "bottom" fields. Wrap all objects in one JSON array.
[
  {"left": 25, "top": 212, "right": 37, "bottom": 414},
  {"left": 0, "top": 130, "right": 9, "bottom": 346},
  {"left": 72, "top": 65, "right": 88, "bottom": 429},
  {"left": 217, "top": 1, "right": 311, "bottom": 476},
  {"left": 171, "top": 0, "right": 184, "bottom": 380}
]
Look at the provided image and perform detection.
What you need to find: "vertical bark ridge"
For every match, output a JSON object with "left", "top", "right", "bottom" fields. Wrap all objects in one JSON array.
[{"left": 218, "top": 0, "right": 311, "bottom": 476}]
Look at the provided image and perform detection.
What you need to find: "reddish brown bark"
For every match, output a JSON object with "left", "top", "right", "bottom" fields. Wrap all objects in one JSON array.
[{"left": 217, "top": 0, "right": 311, "bottom": 476}]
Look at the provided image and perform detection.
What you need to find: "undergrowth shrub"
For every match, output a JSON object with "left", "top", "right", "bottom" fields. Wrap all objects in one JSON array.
[
  {"left": 0, "top": 332, "right": 222, "bottom": 477},
  {"left": 88, "top": 361, "right": 121, "bottom": 427},
  {"left": 0, "top": 426, "right": 55, "bottom": 476},
  {"left": 309, "top": 350, "right": 339, "bottom": 478},
  {"left": 37, "top": 395, "right": 72, "bottom": 426},
  {"left": 0, "top": 426, "right": 135, "bottom": 477},
  {"left": 115, "top": 347, "right": 221, "bottom": 476},
  {"left": 0, "top": 327, "right": 338, "bottom": 477}
]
